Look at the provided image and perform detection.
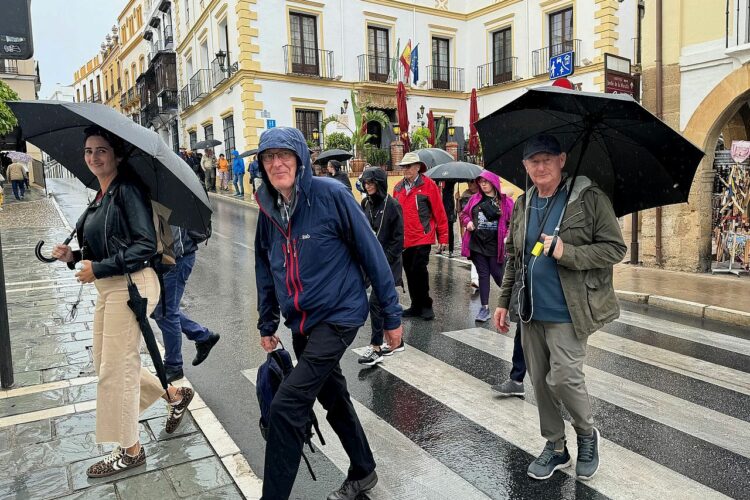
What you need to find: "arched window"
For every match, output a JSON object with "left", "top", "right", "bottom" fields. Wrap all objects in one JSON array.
[
  {"left": 124, "top": 70, "right": 130, "bottom": 90},
  {"left": 131, "top": 63, "right": 137, "bottom": 86},
  {"left": 139, "top": 55, "right": 145, "bottom": 74}
]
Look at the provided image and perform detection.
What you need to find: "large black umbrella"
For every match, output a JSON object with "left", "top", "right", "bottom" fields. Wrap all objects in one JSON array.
[
  {"left": 424, "top": 161, "right": 483, "bottom": 182},
  {"left": 475, "top": 87, "right": 704, "bottom": 217},
  {"left": 238, "top": 148, "right": 258, "bottom": 159},
  {"left": 193, "top": 139, "right": 221, "bottom": 150},
  {"left": 126, "top": 274, "right": 168, "bottom": 391},
  {"left": 415, "top": 148, "right": 455, "bottom": 170},
  {"left": 313, "top": 149, "right": 352, "bottom": 165},
  {"left": 8, "top": 100, "right": 212, "bottom": 231}
]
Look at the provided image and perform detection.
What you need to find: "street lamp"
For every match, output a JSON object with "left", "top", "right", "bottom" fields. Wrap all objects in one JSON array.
[
  {"left": 312, "top": 128, "right": 320, "bottom": 142},
  {"left": 448, "top": 125, "right": 455, "bottom": 138},
  {"left": 393, "top": 124, "right": 400, "bottom": 136},
  {"left": 215, "top": 50, "right": 227, "bottom": 71},
  {"left": 416, "top": 105, "right": 425, "bottom": 126},
  {"left": 341, "top": 98, "right": 349, "bottom": 114}
]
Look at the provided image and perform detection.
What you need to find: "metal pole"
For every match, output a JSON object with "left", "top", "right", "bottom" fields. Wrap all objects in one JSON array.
[{"left": 0, "top": 232, "right": 14, "bottom": 389}]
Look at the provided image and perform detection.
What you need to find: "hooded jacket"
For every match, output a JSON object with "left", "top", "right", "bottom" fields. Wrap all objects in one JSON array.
[
  {"left": 254, "top": 127, "right": 401, "bottom": 337},
  {"left": 327, "top": 160, "right": 353, "bottom": 191},
  {"left": 393, "top": 171, "right": 449, "bottom": 248},
  {"left": 360, "top": 167, "right": 403, "bottom": 287},
  {"left": 459, "top": 170, "right": 514, "bottom": 263},
  {"left": 232, "top": 151, "right": 245, "bottom": 175}
]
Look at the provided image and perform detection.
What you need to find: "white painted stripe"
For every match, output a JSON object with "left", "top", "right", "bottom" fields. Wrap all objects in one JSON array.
[
  {"left": 590, "top": 332, "right": 750, "bottom": 397},
  {"left": 6, "top": 283, "right": 83, "bottom": 294},
  {"left": 442, "top": 328, "right": 750, "bottom": 459},
  {"left": 211, "top": 230, "right": 229, "bottom": 239},
  {"left": 242, "top": 368, "right": 489, "bottom": 500},
  {"left": 6, "top": 277, "right": 78, "bottom": 287},
  {"left": 355, "top": 345, "right": 729, "bottom": 500},
  {"left": 618, "top": 310, "right": 750, "bottom": 356}
]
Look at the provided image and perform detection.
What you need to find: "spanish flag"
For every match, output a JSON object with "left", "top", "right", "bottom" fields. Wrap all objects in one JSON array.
[{"left": 400, "top": 39, "right": 412, "bottom": 83}]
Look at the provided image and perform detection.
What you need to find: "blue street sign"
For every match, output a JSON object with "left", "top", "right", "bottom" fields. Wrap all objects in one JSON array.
[
  {"left": 266, "top": 119, "right": 276, "bottom": 129},
  {"left": 549, "top": 51, "right": 575, "bottom": 80}
]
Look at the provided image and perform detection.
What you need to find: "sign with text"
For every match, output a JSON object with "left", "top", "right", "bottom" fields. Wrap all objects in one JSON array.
[
  {"left": 0, "top": 0, "right": 33, "bottom": 60},
  {"left": 266, "top": 119, "right": 276, "bottom": 129},
  {"left": 549, "top": 51, "right": 575, "bottom": 80},
  {"left": 604, "top": 53, "right": 636, "bottom": 97}
]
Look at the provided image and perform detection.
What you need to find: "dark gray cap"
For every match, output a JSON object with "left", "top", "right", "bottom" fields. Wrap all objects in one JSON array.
[{"left": 523, "top": 134, "right": 562, "bottom": 160}]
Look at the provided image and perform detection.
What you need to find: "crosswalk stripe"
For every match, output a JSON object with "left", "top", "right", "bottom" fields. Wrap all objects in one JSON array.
[
  {"left": 617, "top": 310, "right": 750, "bottom": 356},
  {"left": 589, "top": 331, "right": 750, "bottom": 396},
  {"left": 242, "top": 368, "right": 490, "bottom": 500},
  {"left": 353, "top": 345, "right": 730, "bottom": 500},
  {"left": 442, "top": 328, "right": 750, "bottom": 459}
]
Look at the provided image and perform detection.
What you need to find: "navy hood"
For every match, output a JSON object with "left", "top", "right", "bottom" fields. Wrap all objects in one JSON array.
[{"left": 256, "top": 127, "right": 312, "bottom": 203}]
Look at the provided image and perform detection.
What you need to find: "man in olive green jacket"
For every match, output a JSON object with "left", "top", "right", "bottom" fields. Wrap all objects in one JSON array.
[{"left": 494, "top": 135, "right": 626, "bottom": 482}]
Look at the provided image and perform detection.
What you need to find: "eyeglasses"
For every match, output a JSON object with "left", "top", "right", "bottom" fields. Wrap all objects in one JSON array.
[{"left": 260, "top": 150, "right": 295, "bottom": 163}]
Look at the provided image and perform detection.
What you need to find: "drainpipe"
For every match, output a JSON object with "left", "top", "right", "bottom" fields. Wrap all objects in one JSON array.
[{"left": 655, "top": 0, "right": 663, "bottom": 266}]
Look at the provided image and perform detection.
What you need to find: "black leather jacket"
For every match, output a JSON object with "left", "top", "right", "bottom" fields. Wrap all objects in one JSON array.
[{"left": 69, "top": 176, "right": 157, "bottom": 279}]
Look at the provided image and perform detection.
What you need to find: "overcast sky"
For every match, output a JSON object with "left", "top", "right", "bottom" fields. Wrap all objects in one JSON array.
[{"left": 31, "top": 0, "right": 124, "bottom": 98}]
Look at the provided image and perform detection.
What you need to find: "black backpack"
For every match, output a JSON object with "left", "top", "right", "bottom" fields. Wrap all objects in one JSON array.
[{"left": 256, "top": 346, "right": 325, "bottom": 480}]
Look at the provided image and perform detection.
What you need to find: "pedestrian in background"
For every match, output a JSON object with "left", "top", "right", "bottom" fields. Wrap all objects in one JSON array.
[
  {"left": 7, "top": 161, "right": 26, "bottom": 200},
  {"left": 495, "top": 134, "right": 626, "bottom": 481},
  {"left": 460, "top": 170, "right": 513, "bottom": 323},
  {"left": 327, "top": 160, "right": 352, "bottom": 191},
  {"left": 357, "top": 166, "right": 405, "bottom": 366},
  {"left": 438, "top": 180, "right": 457, "bottom": 257},
  {"left": 394, "top": 152, "right": 449, "bottom": 321},
  {"left": 51, "top": 126, "right": 191, "bottom": 478},
  {"left": 254, "top": 127, "right": 402, "bottom": 500},
  {"left": 231, "top": 149, "right": 245, "bottom": 197},
  {"left": 201, "top": 148, "right": 217, "bottom": 192},
  {"left": 248, "top": 155, "right": 260, "bottom": 194},
  {"left": 217, "top": 153, "right": 230, "bottom": 191},
  {"left": 459, "top": 180, "right": 480, "bottom": 290}
]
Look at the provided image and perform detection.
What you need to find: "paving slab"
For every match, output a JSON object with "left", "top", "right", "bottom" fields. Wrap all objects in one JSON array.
[
  {"left": 115, "top": 470, "right": 179, "bottom": 500},
  {"left": 0, "top": 465, "right": 70, "bottom": 499},
  {"left": 164, "top": 456, "right": 233, "bottom": 497},
  {"left": 56, "top": 484, "right": 118, "bottom": 500}
]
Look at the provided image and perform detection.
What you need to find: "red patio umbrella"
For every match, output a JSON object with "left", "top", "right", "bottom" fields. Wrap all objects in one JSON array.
[
  {"left": 427, "top": 110, "right": 436, "bottom": 147},
  {"left": 468, "top": 88, "right": 480, "bottom": 156},
  {"left": 396, "top": 81, "right": 410, "bottom": 152}
]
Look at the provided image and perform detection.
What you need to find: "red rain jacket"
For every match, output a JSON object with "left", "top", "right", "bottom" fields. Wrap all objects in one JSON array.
[{"left": 393, "top": 174, "right": 449, "bottom": 249}]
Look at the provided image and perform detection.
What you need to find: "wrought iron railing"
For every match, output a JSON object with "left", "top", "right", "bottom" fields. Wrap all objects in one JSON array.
[
  {"left": 282, "top": 45, "right": 335, "bottom": 79},
  {"left": 531, "top": 39, "right": 580, "bottom": 76},
  {"left": 477, "top": 57, "right": 518, "bottom": 88},
  {"left": 357, "top": 54, "right": 404, "bottom": 84},
  {"left": 160, "top": 89, "right": 178, "bottom": 111},
  {"left": 211, "top": 56, "right": 229, "bottom": 87},
  {"left": 120, "top": 93, "right": 127, "bottom": 108},
  {"left": 426, "top": 65, "right": 464, "bottom": 91},
  {"left": 189, "top": 69, "right": 211, "bottom": 102},
  {"left": 163, "top": 24, "right": 174, "bottom": 47},
  {"left": 0, "top": 59, "right": 18, "bottom": 74},
  {"left": 179, "top": 84, "right": 191, "bottom": 111},
  {"left": 92, "top": 92, "right": 101, "bottom": 103}
]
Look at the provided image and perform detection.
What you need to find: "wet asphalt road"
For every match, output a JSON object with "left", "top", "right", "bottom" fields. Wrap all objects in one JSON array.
[{"left": 46, "top": 179, "right": 750, "bottom": 500}]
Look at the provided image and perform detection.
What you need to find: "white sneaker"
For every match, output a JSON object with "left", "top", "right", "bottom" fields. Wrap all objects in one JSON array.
[{"left": 358, "top": 346, "right": 383, "bottom": 366}]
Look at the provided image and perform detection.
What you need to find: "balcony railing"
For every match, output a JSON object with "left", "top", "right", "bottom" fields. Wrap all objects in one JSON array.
[
  {"left": 531, "top": 39, "right": 580, "bottom": 76},
  {"left": 120, "top": 93, "right": 127, "bottom": 108},
  {"left": 357, "top": 54, "right": 404, "bottom": 84},
  {"left": 282, "top": 45, "right": 335, "bottom": 79},
  {"left": 179, "top": 84, "right": 191, "bottom": 111},
  {"left": 189, "top": 69, "right": 211, "bottom": 102},
  {"left": 211, "top": 56, "right": 229, "bottom": 87},
  {"left": 90, "top": 92, "right": 101, "bottom": 103},
  {"left": 128, "top": 87, "right": 136, "bottom": 103},
  {"left": 0, "top": 59, "right": 18, "bottom": 74},
  {"left": 477, "top": 57, "right": 518, "bottom": 88},
  {"left": 142, "top": 89, "right": 178, "bottom": 124},
  {"left": 163, "top": 24, "right": 174, "bottom": 48},
  {"left": 426, "top": 65, "right": 464, "bottom": 91}
]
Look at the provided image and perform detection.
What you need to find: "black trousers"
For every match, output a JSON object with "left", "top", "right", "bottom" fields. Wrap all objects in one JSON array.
[
  {"left": 262, "top": 323, "right": 375, "bottom": 500},
  {"left": 509, "top": 324, "right": 527, "bottom": 382},
  {"left": 402, "top": 244, "right": 432, "bottom": 311},
  {"left": 447, "top": 220, "right": 455, "bottom": 253}
]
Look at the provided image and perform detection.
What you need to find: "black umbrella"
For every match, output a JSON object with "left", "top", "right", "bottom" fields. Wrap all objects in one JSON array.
[
  {"left": 125, "top": 274, "right": 168, "bottom": 391},
  {"left": 475, "top": 87, "right": 704, "bottom": 217},
  {"left": 238, "top": 148, "right": 258, "bottom": 159},
  {"left": 415, "top": 148, "right": 455, "bottom": 170},
  {"left": 192, "top": 139, "right": 221, "bottom": 150},
  {"left": 424, "top": 161, "right": 483, "bottom": 182},
  {"left": 313, "top": 149, "right": 352, "bottom": 165},
  {"left": 8, "top": 100, "right": 212, "bottom": 231}
]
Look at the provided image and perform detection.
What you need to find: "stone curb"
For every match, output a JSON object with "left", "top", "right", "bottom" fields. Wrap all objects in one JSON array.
[
  {"left": 47, "top": 190, "right": 73, "bottom": 232},
  {"left": 209, "top": 191, "right": 257, "bottom": 209},
  {"left": 615, "top": 290, "right": 750, "bottom": 327}
]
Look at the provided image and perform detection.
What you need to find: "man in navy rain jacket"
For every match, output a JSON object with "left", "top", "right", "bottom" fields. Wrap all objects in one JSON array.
[{"left": 254, "top": 127, "right": 403, "bottom": 500}]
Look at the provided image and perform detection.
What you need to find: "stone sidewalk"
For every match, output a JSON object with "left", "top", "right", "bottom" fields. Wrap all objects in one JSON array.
[{"left": 0, "top": 184, "right": 260, "bottom": 499}]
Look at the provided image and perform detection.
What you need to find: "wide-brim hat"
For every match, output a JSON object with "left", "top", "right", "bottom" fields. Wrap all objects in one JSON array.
[{"left": 398, "top": 151, "right": 427, "bottom": 172}]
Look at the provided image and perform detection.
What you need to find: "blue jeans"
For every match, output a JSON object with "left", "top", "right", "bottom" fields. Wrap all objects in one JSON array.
[
  {"left": 233, "top": 173, "right": 244, "bottom": 195},
  {"left": 11, "top": 180, "right": 25, "bottom": 199},
  {"left": 153, "top": 252, "right": 211, "bottom": 368}
]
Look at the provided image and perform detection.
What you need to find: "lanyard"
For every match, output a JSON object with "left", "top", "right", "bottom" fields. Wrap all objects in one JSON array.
[{"left": 526, "top": 182, "right": 564, "bottom": 245}]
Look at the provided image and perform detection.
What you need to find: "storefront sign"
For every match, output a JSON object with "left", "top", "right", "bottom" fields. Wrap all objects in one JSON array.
[{"left": 605, "top": 73, "right": 636, "bottom": 96}]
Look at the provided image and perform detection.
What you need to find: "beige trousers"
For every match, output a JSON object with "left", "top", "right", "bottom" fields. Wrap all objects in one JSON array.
[
  {"left": 521, "top": 321, "right": 594, "bottom": 446},
  {"left": 93, "top": 268, "right": 164, "bottom": 447}
]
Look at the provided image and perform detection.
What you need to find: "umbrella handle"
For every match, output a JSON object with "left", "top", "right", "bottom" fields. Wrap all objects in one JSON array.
[{"left": 34, "top": 229, "right": 77, "bottom": 264}]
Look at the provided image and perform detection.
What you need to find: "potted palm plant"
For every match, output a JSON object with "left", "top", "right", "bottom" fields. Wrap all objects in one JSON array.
[{"left": 322, "top": 90, "right": 389, "bottom": 174}]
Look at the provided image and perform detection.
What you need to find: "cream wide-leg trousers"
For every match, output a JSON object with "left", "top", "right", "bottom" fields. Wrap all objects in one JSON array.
[{"left": 92, "top": 268, "right": 164, "bottom": 447}]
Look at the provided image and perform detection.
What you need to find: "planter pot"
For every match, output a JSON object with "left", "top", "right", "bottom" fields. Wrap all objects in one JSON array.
[{"left": 350, "top": 158, "right": 367, "bottom": 174}]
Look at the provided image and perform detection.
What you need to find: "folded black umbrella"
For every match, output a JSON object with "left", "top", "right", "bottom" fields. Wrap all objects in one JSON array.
[
  {"left": 425, "top": 161, "right": 483, "bottom": 182},
  {"left": 126, "top": 275, "right": 168, "bottom": 392},
  {"left": 8, "top": 100, "right": 212, "bottom": 232},
  {"left": 475, "top": 87, "right": 704, "bottom": 217},
  {"left": 238, "top": 148, "right": 258, "bottom": 159},
  {"left": 313, "top": 149, "right": 352, "bottom": 165},
  {"left": 192, "top": 139, "right": 221, "bottom": 150}
]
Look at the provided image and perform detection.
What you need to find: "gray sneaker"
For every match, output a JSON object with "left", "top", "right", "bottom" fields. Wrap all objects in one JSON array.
[
  {"left": 490, "top": 379, "right": 525, "bottom": 397},
  {"left": 475, "top": 306, "right": 491, "bottom": 322},
  {"left": 576, "top": 428, "right": 600, "bottom": 480},
  {"left": 527, "top": 441, "right": 572, "bottom": 480}
]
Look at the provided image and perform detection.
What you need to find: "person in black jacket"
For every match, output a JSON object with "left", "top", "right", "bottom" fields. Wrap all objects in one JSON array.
[
  {"left": 357, "top": 166, "right": 405, "bottom": 366},
  {"left": 326, "top": 159, "right": 353, "bottom": 191},
  {"left": 437, "top": 180, "right": 457, "bottom": 257},
  {"left": 51, "top": 126, "right": 193, "bottom": 479}
]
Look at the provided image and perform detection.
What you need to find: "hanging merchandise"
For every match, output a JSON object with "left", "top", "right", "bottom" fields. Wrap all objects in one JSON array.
[{"left": 712, "top": 142, "right": 750, "bottom": 276}]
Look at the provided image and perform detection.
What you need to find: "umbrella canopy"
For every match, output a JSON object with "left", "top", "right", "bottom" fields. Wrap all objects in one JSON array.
[
  {"left": 313, "top": 148, "right": 353, "bottom": 165},
  {"left": 238, "top": 148, "right": 258, "bottom": 159},
  {"left": 468, "top": 88, "right": 480, "bottom": 156},
  {"left": 6, "top": 151, "right": 31, "bottom": 163},
  {"left": 126, "top": 276, "right": 168, "bottom": 391},
  {"left": 396, "top": 81, "right": 410, "bottom": 152},
  {"left": 424, "top": 161, "right": 483, "bottom": 182},
  {"left": 415, "top": 148, "right": 455, "bottom": 170},
  {"left": 8, "top": 100, "right": 211, "bottom": 232},
  {"left": 427, "top": 110, "right": 436, "bottom": 147},
  {"left": 192, "top": 139, "right": 221, "bottom": 150},
  {"left": 475, "top": 87, "right": 705, "bottom": 217}
]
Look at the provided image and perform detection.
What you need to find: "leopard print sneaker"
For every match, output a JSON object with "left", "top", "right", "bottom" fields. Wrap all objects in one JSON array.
[
  {"left": 165, "top": 387, "right": 194, "bottom": 434},
  {"left": 86, "top": 445, "right": 145, "bottom": 478}
]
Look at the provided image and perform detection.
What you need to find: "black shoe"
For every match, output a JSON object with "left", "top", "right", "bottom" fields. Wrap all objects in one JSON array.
[
  {"left": 402, "top": 307, "right": 421, "bottom": 318},
  {"left": 192, "top": 332, "right": 220, "bottom": 366},
  {"left": 327, "top": 470, "right": 378, "bottom": 500},
  {"left": 421, "top": 307, "right": 435, "bottom": 320},
  {"left": 165, "top": 365, "right": 184, "bottom": 383}
]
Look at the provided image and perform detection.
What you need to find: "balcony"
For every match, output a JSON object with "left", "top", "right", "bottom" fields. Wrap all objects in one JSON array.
[
  {"left": 357, "top": 54, "right": 404, "bottom": 84},
  {"left": 477, "top": 57, "right": 518, "bottom": 88},
  {"left": 142, "top": 89, "right": 178, "bottom": 125},
  {"left": 128, "top": 87, "right": 136, "bottom": 104},
  {"left": 163, "top": 24, "right": 174, "bottom": 48},
  {"left": 91, "top": 92, "right": 101, "bottom": 103},
  {"left": 426, "top": 65, "right": 464, "bottom": 92},
  {"left": 531, "top": 39, "right": 580, "bottom": 76},
  {"left": 189, "top": 69, "right": 211, "bottom": 102},
  {"left": 179, "top": 84, "right": 190, "bottom": 110},
  {"left": 120, "top": 93, "right": 127, "bottom": 108},
  {"left": 0, "top": 59, "right": 19, "bottom": 74},
  {"left": 282, "top": 45, "right": 335, "bottom": 79}
]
